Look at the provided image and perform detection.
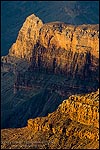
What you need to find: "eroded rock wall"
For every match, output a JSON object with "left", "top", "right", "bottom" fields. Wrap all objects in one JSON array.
[
  {"left": 27, "top": 90, "right": 99, "bottom": 137},
  {"left": 2, "top": 14, "right": 99, "bottom": 81},
  {"left": 30, "top": 22, "right": 99, "bottom": 79},
  {"left": 60, "top": 89, "right": 99, "bottom": 128}
]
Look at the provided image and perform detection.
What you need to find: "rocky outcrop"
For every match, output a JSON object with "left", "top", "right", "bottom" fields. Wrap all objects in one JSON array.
[
  {"left": 9, "top": 14, "right": 43, "bottom": 60},
  {"left": 27, "top": 90, "right": 99, "bottom": 148},
  {"left": 1, "top": 90, "right": 99, "bottom": 149},
  {"left": 4, "top": 14, "right": 98, "bottom": 81},
  {"left": 59, "top": 89, "right": 99, "bottom": 128},
  {"left": 8, "top": 16, "right": 99, "bottom": 60},
  {"left": 38, "top": 23, "right": 99, "bottom": 58},
  {"left": 28, "top": 89, "right": 99, "bottom": 131}
]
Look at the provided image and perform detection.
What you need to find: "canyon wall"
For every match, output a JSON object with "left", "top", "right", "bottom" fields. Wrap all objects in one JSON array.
[
  {"left": 1, "top": 89, "right": 99, "bottom": 149},
  {"left": 6, "top": 14, "right": 99, "bottom": 80},
  {"left": 60, "top": 90, "right": 99, "bottom": 128},
  {"left": 1, "top": 14, "right": 99, "bottom": 129},
  {"left": 28, "top": 90, "right": 99, "bottom": 139},
  {"left": 1, "top": 14, "right": 99, "bottom": 149},
  {"left": 31, "top": 23, "right": 99, "bottom": 80},
  {"left": 8, "top": 15, "right": 99, "bottom": 60}
]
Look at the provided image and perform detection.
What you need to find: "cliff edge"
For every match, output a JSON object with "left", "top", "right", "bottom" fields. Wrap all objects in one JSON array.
[{"left": 1, "top": 90, "right": 99, "bottom": 149}]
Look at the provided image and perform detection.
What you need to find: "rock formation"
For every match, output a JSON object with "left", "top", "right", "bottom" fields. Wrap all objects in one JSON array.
[
  {"left": 1, "top": 14, "right": 99, "bottom": 129},
  {"left": 9, "top": 14, "right": 43, "bottom": 60},
  {"left": 28, "top": 89, "right": 99, "bottom": 131},
  {"left": 1, "top": 14, "right": 99, "bottom": 149},
  {"left": 1, "top": 90, "right": 99, "bottom": 149},
  {"left": 2, "top": 14, "right": 98, "bottom": 82},
  {"left": 5, "top": 14, "right": 99, "bottom": 60},
  {"left": 34, "top": 23, "right": 99, "bottom": 79}
]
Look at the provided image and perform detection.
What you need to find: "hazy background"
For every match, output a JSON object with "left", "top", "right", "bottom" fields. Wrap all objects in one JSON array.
[{"left": 1, "top": 1, "right": 99, "bottom": 56}]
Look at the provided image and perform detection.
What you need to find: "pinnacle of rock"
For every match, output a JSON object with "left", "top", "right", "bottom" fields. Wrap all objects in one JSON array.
[{"left": 9, "top": 14, "right": 43, "bottom": 59}]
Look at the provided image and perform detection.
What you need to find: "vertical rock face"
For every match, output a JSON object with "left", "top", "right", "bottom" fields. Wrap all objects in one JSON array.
[
  {"left": 9, "top": 14, "right": 43, "bottom": 60},
  {"left": 31, "top": 43, "right": 99, "bottom": 81},
  {"left": 38, "top": 23, "right": 99, "bottom": 58},
  {"left": 31, "top": 23, "right": 99, "bottom": 81},
  {"left": 7, "top": 14, "right": 99, "bottom": 81}
]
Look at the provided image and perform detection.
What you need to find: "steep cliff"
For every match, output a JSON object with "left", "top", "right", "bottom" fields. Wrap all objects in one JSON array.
[
  {"left": 1, "top": 90, "right": 99, "bottom": 149},
  {"left": 8, "top": 14, "right": 43, "bottom": 60},
  {"left": 30, "top": 23, "right": 99, "bottom": 81},
  {"left": 5, "top": 14, "right": 99, "bottom": 81},
  {"left": 7, "top": 14, "right": 99, "bottom": 59}
]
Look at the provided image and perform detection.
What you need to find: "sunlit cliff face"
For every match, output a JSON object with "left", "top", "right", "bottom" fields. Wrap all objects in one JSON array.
[
  {"left": 1, "top": 90, "right": 99, "bottom": 149},
  {"left": 5, "top": 14, "right": 98, "bottom": 86},
  {"left": 9, "top": 14, "right": 99, "bottom": 60}
]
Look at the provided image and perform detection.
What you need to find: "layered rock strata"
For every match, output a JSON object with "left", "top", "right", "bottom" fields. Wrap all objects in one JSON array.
[
  {"left": 1, "top": 90, "right": 99, "bottom": 149},
  {"left": 28, "top": 89, "right": 99, "bottom": 131},
  {"left": 1, "top": 14, "right": 99, "bottom": 129},
  {"left": 3, "top": 14, "right": 98, "bottom": 81},
  {"left": 9, "top": 14, "right": 43, "bottom": 59}
]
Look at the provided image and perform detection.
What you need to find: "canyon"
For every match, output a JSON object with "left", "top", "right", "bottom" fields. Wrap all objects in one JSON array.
[{"left": 1, "top": 14, "right": 99, "bottom": 149}]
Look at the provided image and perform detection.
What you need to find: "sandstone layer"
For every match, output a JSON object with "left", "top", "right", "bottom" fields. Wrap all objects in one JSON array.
[
  {"left": 1, "top": 90, "right": 99, "bottom": 149},
  {"left": 33, "top": 23, "right": 99, "bottom": 80},
  {"left": 28, "top": 89, "right": 99, "bottom": 131},
  {"left": 8, "top": 15, "right": 99, "bottom": 60}
]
